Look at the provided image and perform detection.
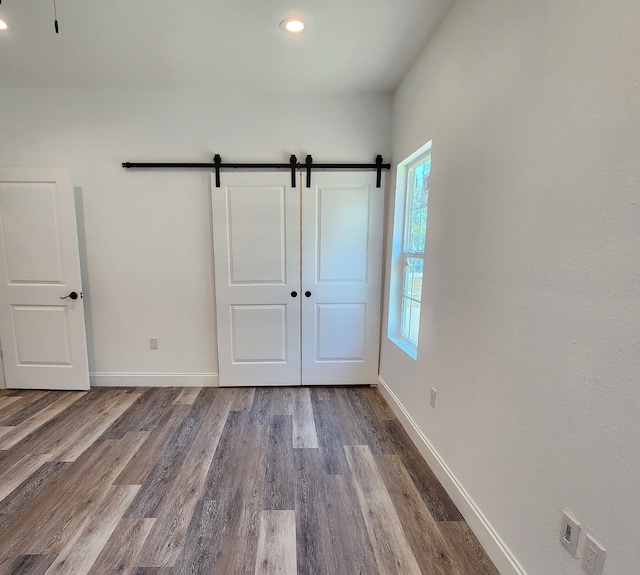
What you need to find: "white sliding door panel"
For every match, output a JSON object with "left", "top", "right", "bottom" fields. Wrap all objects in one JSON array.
[
  {"left": 0, "top": 168, "right": 90, "bottom": 390},
  {"left": 301, "top": 172, "right": 384, "bottom": 385},
  {"left": 212, "top": 173, "right": 301, "bottom": 387}
]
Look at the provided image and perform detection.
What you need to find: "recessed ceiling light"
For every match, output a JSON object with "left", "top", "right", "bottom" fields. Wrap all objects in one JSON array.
[
  {"left": 0, "top": 19, "right": 8, "bottom": 31},
  {"left": 280, "top": 17, "right": 304, "bottom": 34}
]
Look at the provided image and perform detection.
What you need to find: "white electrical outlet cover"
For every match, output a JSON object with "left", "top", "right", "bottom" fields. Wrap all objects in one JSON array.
[
  {"left": 582, "top": 533, "right": 605, "bottom": 575},
  {"left": 560, "top": 509, "right": 581, "bottom": 556}
]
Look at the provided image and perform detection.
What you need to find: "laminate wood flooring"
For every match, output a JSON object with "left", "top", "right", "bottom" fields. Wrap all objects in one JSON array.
[{"left": 0, "top": 386, "right": 500, "bottom": 575}]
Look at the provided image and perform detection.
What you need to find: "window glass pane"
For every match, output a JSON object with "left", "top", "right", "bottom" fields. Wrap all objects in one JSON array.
[
  {"left": 408, "top": 206, "right": 427, "bottom": 252},
  {"left": 403, "top": 257, "right": 423, "bottom": 301},
  {"left": 412, "top": 169, "right": 422, "bottom": 208},
  {"left": 403, "top": 155, "right": 431, "bottom": 254},
  {"left": 403, "top": 259, "right": 413, "bottom": 299},
  {"left": 415, "top": 165, "right": 426, "bottom": 204},
  {"left": 400, "top": 296, "right": 412, "bottom": 340},
  {"left": 400, "top": 296, "right": 421, "bottom": 346},
  {"left": 401, "top": 257, "right": 423, "bottom": 347}
]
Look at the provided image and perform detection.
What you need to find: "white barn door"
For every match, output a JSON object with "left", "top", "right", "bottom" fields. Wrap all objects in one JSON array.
[
  {"left": 0, "top": 168, "right": 90, "bottom": 390},
  {"left": 212, "top": 171, "right": 384, "bottom": 387},
  {"left": 212, "top": 173, "right": 301, "bottom": 387},
  {"left": 301, "top": 172, "right": 384, "bottom": 385}
]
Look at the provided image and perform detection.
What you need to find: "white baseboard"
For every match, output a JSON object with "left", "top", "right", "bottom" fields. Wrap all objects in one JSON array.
[
  {"left": 377, "top": 376, "right": 527, "bottom": 575},
  {"left": 90, "top": 372, "right": 219, "bottom": 388}
]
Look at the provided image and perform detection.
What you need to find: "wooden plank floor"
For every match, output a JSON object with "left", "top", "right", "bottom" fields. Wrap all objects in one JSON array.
[{"left": 0, "top": 386, "right": 500, "bottom": 575}]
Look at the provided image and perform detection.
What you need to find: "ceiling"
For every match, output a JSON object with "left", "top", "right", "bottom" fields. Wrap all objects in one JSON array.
[{"left": 0, "top": 0, "right": 454, "bottom": 93}]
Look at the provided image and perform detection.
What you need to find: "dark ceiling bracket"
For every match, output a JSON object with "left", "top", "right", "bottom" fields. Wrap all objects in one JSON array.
[{"left": 121, "top": 154, "right": 391, "bottom": 188}]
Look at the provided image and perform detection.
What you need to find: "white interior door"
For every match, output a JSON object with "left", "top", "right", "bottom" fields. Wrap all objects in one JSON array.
[
  {"left": 301, "top": 172, "right": 384, "bottom": 385},
  {"left": 0, "top": 168, "right": 90, "bottom": 390},
  {"left": 212, "top": 173, "right": 301, "bottom": 387}
]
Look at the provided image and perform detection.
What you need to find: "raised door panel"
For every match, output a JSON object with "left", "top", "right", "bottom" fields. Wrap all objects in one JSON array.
[
  {"left": 11, "top": 305, "right": 73, "bottom": 366},
  {"left": 227, "top": 187, "right": 287, "bottom": 284},
  {"left": 315, "top": 303, "right": 366, "bottom": 361},
  {"left": 230, "top": 305, "right": 289, "bottom": 363},
  {"left": 315, "top": 185, "right": 370, "bottom": 284},
  {"left": 0, "top": 183, "right": 65, "bottom": 284}
]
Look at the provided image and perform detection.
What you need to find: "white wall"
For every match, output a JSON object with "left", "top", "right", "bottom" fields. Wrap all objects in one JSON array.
[
  {"left": 380, "top": 1, "right": 640, "bottom": 574},
  {"left": 0, "top": 89, "right": 391, "bottom": 387}
]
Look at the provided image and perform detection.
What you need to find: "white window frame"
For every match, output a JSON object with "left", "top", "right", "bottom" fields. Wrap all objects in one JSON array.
[{"left": 388, "top": 141, "right": 432, "bottom": 360}]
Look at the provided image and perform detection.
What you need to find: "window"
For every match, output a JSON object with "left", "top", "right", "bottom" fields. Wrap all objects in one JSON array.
[{"left": 388, "top": 142, "right": 431, "bottom": 358}]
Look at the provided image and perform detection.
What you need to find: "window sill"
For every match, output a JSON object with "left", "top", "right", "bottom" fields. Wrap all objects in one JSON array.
[{"left": 388, "top": 336, "right": 417, "bottom": 361}]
